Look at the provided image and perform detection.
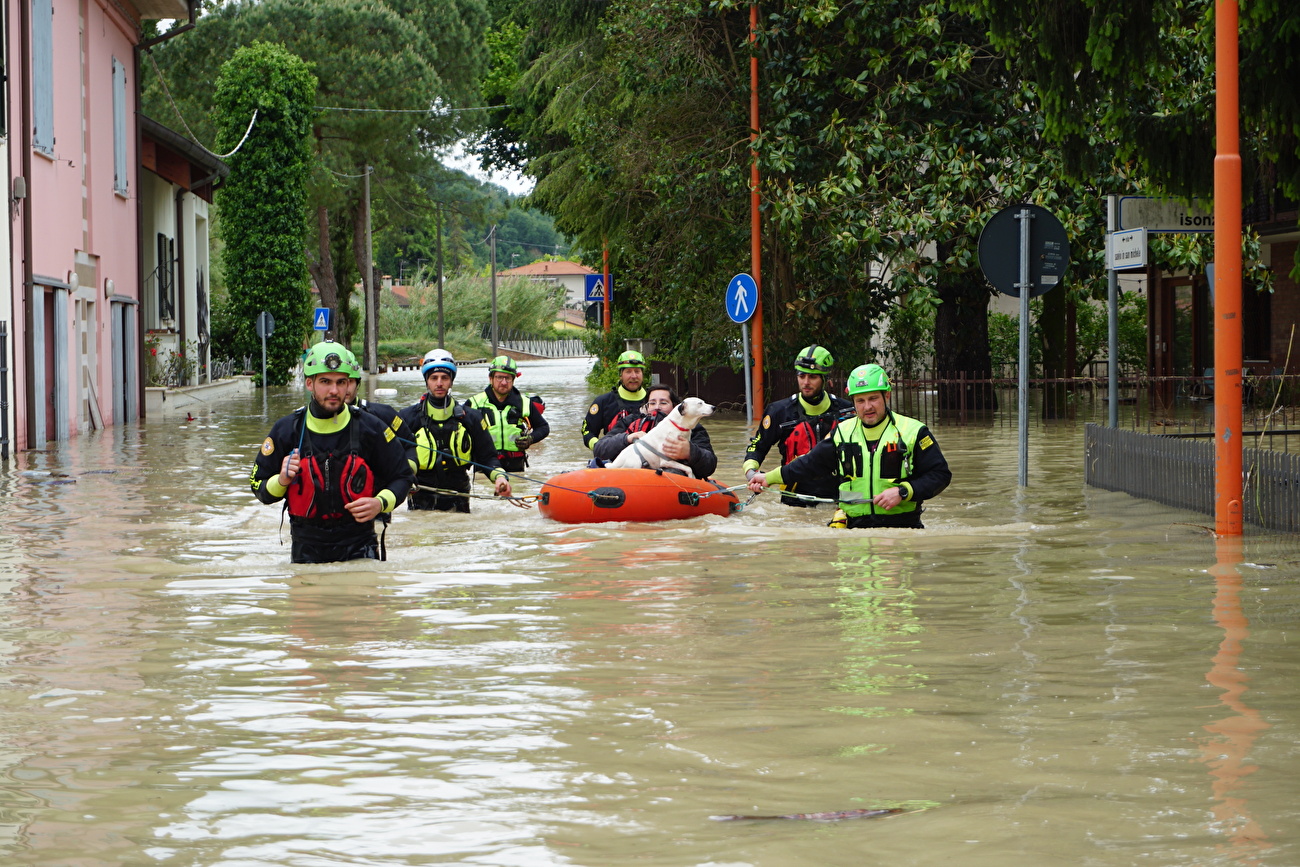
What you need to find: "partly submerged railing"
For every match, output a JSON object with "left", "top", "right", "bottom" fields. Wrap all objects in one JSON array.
[{"left": 1084, "top": 423, "right": 1300, "bottom": 532}]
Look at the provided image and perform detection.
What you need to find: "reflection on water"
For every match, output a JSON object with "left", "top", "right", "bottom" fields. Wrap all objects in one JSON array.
[
  {"left": 1200, "top": 537, "right": 1271, "bottom": 862},
  {"left": 0, "top": 357, "right": 1298, "bottom": 866}
]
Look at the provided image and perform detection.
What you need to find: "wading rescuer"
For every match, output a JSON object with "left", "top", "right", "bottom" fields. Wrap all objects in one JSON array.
[
  {"left": 581, "top": 350, "right": 649, "bottom": 463},
  {"left": 464, "top": 355, "right": 550, "bottom": 473},
  {"left": 249, "top": 342, "right": 413, "bottom": 563},
  {"left": 743, "top": 345, "right": 852, "bottom": 506},
  {"left": 341, "top": 348, "right": 404, "bottom": 437},
  {"left": 592, "top": 384, "right": 718, "bottom": 477},
  {"left": 398, "top": 349, "right": 512, "bottom": 512},
  {"left": 747, "top": 363, "right": 951, "bottom": 528}
]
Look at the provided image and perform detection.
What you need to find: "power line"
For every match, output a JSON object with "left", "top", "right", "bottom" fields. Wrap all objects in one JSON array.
[{"left": 315, "top": 104, "right": 506, "bottom": 114}]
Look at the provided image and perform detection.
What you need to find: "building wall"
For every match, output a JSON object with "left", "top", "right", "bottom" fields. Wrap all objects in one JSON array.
[
  {"left": 8, "top": 0, "right": 141, "bottom": 451},
  {"left": 140, "top": 168, "right": 214, "bottom": 384},
  {"left": 0, "top": 134, "right": 12, "bottom": 457}
]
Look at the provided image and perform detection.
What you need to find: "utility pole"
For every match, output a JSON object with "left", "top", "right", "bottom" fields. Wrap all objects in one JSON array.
[
  {"left": 602, "top": 242, "right": 611, "bottom": 333},
  {"left": 436, "top": 204, "right": 445, "bottom": 347},
  {"left": 489, "top": 225, "right": 499, "bottom": 355},
  {"left": 363, "top": 165, "right": 377, "bottom": 374},
  {"left": 1213, "top": 0, "right": 1242, "bottom": 535},
  {"left": 749, "top": 2, "right": 765, "bottom": 414}
]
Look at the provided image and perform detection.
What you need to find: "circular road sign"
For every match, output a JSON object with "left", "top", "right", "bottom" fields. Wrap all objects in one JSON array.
[
  {"left": 726, "top": 273, "right": 758, "bottom": 323},
  {"left": 978, "top": 204, "right": 1071, "bottom": 298}
]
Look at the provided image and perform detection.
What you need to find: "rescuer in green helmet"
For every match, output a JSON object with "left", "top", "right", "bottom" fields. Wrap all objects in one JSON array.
[
  {"left": 747, "top": 362, "right": 951, "bottom": 528},
  {"left": 743, "top": 344, "right": 853, "bottom": 507},
  {"left": 249, "top": 341, "right": 413, "bottom": 563},
  {"left": 581, "top": 349, "right": 651, "bottom": 463},
  {"left": 464, "top": 355, "right": 550, "bottom": 472},
  {"left": 339, "top": 347, "right": 403, "bottom": 437}
]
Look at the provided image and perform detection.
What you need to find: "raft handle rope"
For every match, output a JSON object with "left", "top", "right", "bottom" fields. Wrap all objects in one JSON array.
[{"left": 412, "top": 484, "right": 536, "bottom": 509}]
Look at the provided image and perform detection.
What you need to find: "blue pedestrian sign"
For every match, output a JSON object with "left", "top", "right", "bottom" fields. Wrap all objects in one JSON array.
[
  {"left": 313, "top": 307, "right": 331, "bottom": 331},
  {"left": 726, "top": 273, "right": 758, "bottom": 323},
  {"left": 584, "top": 274, "right": 612, "bottom": 303}
]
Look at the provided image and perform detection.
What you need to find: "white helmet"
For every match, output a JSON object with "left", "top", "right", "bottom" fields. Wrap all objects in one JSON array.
[{"left": 421, "top": 348, "right": 457, "bottom": 380}]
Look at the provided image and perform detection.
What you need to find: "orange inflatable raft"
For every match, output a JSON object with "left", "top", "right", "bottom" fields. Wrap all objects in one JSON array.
[{"left": 538, "top": 468, "right": 740, "bottom": 523}]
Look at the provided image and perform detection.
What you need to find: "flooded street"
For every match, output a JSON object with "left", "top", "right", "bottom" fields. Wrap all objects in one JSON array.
[{"left": 1, "top": 356, "right": 1298, "bottom": 866}]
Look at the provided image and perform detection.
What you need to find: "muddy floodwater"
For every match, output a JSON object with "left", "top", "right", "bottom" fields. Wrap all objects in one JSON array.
[{"left": 1, "top": 357, "right": 1298, "bottom": 866}]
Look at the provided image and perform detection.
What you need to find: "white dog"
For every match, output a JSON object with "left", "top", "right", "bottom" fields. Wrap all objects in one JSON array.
[{"left": 609, "top": 397, "right": 714, "bottom": 477}]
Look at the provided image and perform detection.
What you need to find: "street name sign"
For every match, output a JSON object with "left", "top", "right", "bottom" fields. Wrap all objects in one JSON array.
[
  {"left": 1116, "top": 196, "right": 1213, "bottom": 233},
  {"left": 1109, "top": 227, "right": 1148, "bottom": 270}
]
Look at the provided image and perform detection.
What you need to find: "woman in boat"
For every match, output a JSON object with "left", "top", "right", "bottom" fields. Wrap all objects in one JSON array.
[{"left": 591, "top": 384, "right": 718, "bottom": 478}]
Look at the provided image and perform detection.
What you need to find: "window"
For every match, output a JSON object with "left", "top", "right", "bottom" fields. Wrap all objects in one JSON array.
[
  {"left": 113, "top": 57, "right": 128, "bottom": 194},
  {"left": 32, "top": 0, "right": 54, "bottom": 154},
  {"left": 157, "top": 234, "right": 175, "bottom": 321}
]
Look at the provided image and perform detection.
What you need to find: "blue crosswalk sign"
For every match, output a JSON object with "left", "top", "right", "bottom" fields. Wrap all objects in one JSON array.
[
  {"left": 313, "top": 307, "right": 331, "bottom": 331},
  {"left": 584, "top": 274, "right": 611, "bottom": 303},
  {"left": 726, "top": 274, "right": 758, "bottom": 323}
]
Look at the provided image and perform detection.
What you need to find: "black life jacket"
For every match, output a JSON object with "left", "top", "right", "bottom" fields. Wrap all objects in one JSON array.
[
  {"left": 286, "top": 412, "right": 376, "bottom": 520},
  {"left": 411, "top": 397, "right": 473, "bottom": 471}
]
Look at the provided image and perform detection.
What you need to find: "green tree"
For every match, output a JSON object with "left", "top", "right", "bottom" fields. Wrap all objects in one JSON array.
[
  {"left": 961, "top": 0, "right": 1300, "bottom": 212},
  {"left": 144, "top": 0, "right": 491, "bottom": 344},
  {"left": 213, "top": 42, "right": 316, "bottom": 385},
  {"left": 479, "top": 0, "right": 1132, "bottom": 410}
]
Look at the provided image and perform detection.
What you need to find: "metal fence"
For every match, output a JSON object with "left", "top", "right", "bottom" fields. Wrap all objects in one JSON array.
[
  {"left": 1084, "top": 423, "right": 1300, "bottom": 532},
  {"left": 483, "top": 327, "right": 587, "bottom": 358},
  {"left": 865, "top": 369, "right": 1300, "bottom": 452}
]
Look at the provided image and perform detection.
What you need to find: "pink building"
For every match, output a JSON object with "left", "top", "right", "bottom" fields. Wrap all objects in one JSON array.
[{"left": 6, "top": 0, "right": 191, "bottom": 455}]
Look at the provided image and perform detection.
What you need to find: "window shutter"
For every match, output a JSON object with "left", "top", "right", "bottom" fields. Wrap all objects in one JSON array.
[
  {"left": 113, "top": 57, "right": 128, "bottom": 194},
  {"left": 32, "top": 0, "right": 54, "bottom": 154}
]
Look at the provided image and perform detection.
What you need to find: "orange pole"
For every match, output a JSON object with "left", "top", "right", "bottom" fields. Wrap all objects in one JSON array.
[
  {"left": 749, "top": 3, "right": 764, "bottom": 412},
  {"left": 602, "top": 243, "right": 611, "bottom": 333},
  {"left": 1213, "top": 0, "right": 1242, "bottom": 535}
]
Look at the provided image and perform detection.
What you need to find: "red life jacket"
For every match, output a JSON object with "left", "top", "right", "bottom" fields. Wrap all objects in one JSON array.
[
  {"left": 606, "top": 408, "right": 633, "bottom": 434},
  {"left": 625, "top": 413, "right": 663, "bottom": 435},
  {"left": 286, "top": 414, "right": 376, "bottom": 519},
  {"left": 780, "top": 401, "right": 845, "bottom": 463},
  {"left": 781, "top": 420, "right": 820, "bottom": 462}
]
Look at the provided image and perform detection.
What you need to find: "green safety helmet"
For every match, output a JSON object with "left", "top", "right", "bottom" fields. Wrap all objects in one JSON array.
[
  {"left": 616, "top": 350, "right": 648, "bottom": 370},
  {"left": 342, "top": 347, "right": 363, "bottom": 379},
  {"left": 794, "top": 344, "right": 834, "bottom": 375},
  {"left": 303, "top": 341, "right": 349, "bottom": 377},
  {"left": 488, "top": 355, "right": 519, "bottom": 377},
  {"left": 846, "top": 363, "right": 891, "bottom": 396}
]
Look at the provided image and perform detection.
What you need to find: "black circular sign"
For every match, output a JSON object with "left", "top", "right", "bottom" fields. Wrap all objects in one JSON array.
[{"left": 977, "top": 204, "right": 1070, "bottom": 298}]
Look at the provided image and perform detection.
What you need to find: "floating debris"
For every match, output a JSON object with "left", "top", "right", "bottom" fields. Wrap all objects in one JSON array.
[{"left": 711, "top": 807, "right": 904, "bottom": 822}]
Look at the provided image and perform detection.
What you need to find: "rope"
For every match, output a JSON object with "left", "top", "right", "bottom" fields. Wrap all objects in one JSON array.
[{"left": 412, "top": 484, "right": 535, "bottom": 509}]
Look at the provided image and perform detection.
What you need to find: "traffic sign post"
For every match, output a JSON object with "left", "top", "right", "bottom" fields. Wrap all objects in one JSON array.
[
  {"left": 726, "top": 274, "right": 759, "bottom": 423},
  {"left": 978, "top": 204, "right": 1071, "bottom": 487},
  {"left": 255, "top": 311, "right": 275, "bottom": 391}
]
